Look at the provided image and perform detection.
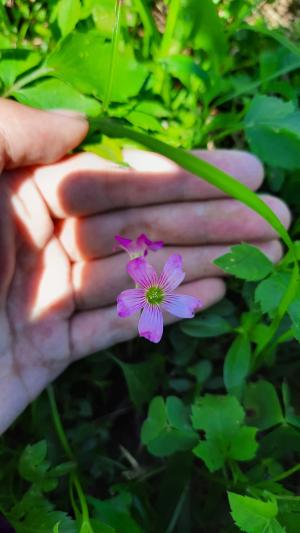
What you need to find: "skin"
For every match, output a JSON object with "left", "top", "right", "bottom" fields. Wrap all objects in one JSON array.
[{"left": 0, "top": 99, "right": 291, "bottom": 434}]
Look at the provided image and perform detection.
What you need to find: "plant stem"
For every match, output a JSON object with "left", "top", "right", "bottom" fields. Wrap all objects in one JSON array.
[
  {"left": 47, "top": 385, "right": 93, "bottom": 531},
  {"left": 159, "top": 0, "right": 180, "bottom": 57},
  {"left": 133, "top": 0, "right": 159, "bottom": 57},
  {"left": 2, "top": 66, "right": 53, "bottom": 97},
  {"left": 255, "top": 463, "right": 300, "bottom": 485},
  {"left": 103, "top": 0, "right": 122, "bottom": 112}
]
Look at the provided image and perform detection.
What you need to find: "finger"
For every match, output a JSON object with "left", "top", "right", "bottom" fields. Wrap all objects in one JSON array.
[
  {"left": 70, "top": 278, "right": 226, "bottom": 359},
  {"left": 72, "top": 240, "right": 282, "bottom": 310},
  {"left": 59, "top": 195, "right": 290, "bottom": 261},
  {"left": 0, "top": 99, "right": 88, "bottom": 171},
  {"left": 33, "top": 149, "right": 264, "bottom": 217},
  {"left": 8, "top": 169, "right": 53, "bottom": 249}
]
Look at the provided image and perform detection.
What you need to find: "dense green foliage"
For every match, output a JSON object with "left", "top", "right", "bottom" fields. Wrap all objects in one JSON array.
[{"left": 1, "top": 0, "right": 300, "bottom": 531}]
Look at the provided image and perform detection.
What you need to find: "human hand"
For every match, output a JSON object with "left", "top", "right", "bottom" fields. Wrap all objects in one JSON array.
[{"left": 0, "top": 99, "right": 290, "bottom": 433}]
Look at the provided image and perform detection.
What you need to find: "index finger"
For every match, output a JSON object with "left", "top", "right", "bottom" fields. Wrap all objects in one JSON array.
[{"left": 33, "top": 149, "right": 264, "bottom": 218}]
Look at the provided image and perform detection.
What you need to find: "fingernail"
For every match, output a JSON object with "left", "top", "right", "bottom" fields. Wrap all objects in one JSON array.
[{"left": 49, "top": 108, "right": 87, "bottom": 120}]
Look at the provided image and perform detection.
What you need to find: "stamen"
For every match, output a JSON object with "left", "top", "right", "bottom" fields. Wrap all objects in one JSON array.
[{"left": 146, "top": 286, "right": 164, "bottom": 305}]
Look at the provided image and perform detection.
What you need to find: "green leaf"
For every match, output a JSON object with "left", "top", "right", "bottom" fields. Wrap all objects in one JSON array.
[
  {"left": 8, "top": 487, "right": 77, "bottom": 533},
  {"left": 245, "top": 95, "right": 300, "bottom": 169},
  {"left": 19, "top": 441, "right": 50, "bottom": 484},
  {"left": 112, "top": 355, "right": 163, "bottom": 409},
  {"left": 228, "top": 492, "right": 286, "bottom": 533},
  {"left": 141, "top": 396, "right": 167, "bottom": 443},
  {"left": 244, "top": 380, "right": 284, "bottom": 430},
  {"left": 255, "top": 272, "right": 292, "bottom": 316},
  {"left": 57, "top": 0, "right": 82, "bottom": 36},
  {"left": 214, "top": 243, "right": 274, "bottom": 281},
  {"left": 0, "top": 49, "right": 41, "bottom": 88},
  {"left": 191, "top": 395, "right": 258, "bottom": 472},
  {"left": 88, "top": 492, "right": 141, "bottom": 533},
  {"left": 46, "top": 31, "right": 149, "bottom": 102},
  {"left": 163, "top": 0, "right": 226, "bottom": 66},
  {"left": 141, "top": 396, "right": 198, "bottom": 457},
  {"left": 83, "top": 135, "right": 125, "bottom": 164},
  {"left": 180, "top": 314, "right": 232, "bottom": 338},
  {"left": 83, "top": 0, "right": 116, "bottom": 38},
  {"left": 224, "top": 335, "right": 251, "bottom": 397},
  {"left": 13, "top": 78, "right": 101, "bottom": 117}
]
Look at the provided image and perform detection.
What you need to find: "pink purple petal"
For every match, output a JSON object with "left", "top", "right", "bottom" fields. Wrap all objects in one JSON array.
[
  {"left": 127, "top": 257, "right": 158, "bottom": 288},
  {"left": 159, "top": 254, "right": 185, "bottom": 291},
  {"left": 162, "top": 294, "right": 202, "bottom": 318},
  {"left": 138, "top": 304, "right": 164, "bottom": 343},
  {"left": 117, "top": 288, "right": 145, "bottom": 317},
  {"left": 137, "top": 233, "right": 164, "bottom": 253},
  {"left": 115, "top": 235, "right": 132, "bottom": 252}
]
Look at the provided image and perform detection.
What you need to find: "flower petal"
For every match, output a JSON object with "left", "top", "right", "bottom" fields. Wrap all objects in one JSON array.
[
  {"left": 115, "top": 235, "right": 132, "bottom": 252},
  {"left": 162, "top": 294, "right": 202, "bottom": 318},
  {"left": 117, "top": 288, "right": 145, "bottom": 317},
  {"left": 136, "top": 233, "right": 164, "bottom": 253},
  {"left": 159, "top": 254, "right": 185, "bottom": 291},
  {"left": 127, "top": 257, "right": 158, "bottom": 288},
  {"left": 138, "top": 304, "right": 164, "bottom": 343}
]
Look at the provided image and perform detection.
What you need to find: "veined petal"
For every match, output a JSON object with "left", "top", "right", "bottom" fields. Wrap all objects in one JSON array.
[
  {"left": 127, "top": 257, "right": 158, "bottom": 288},
  {"left": 115, "top": 235, "right": 132, "bottom": 252},
  {"left": 162, "top": 294, "right": 202, "bottom": 318},
  {"left": 117, "top": 288, "right": 145, "bottom": 317},
  {"left": 136, "top": 233, "right": 164, "bottom": 253},
  {"left": 159, "top": 254, "right": 185, "bottom": 291},
  {"left": 138, "top": 304, "right": 164, "bottom": 343}
]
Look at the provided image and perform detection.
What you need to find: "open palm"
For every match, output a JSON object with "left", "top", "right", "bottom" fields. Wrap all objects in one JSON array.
[{"left": 0, "top": 99, "right": 290, "bottom": 433}]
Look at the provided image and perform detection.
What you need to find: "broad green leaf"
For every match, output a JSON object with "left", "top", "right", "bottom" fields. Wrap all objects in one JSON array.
[
  {"left": 88, "top": 492, "right": 141, "bottom": 533},
  {"left": 191, "top": 395, "right": 257, "bottom": 472},
  {"left": 214, "top": 243, "right": 274, "bottom": 281},
  {"left": 229, "top": 426, "right": 258, "bottom": 461},
  {"left": 180, "top": 314, "right": 231, "bottom": 338},
  {"left": 141, "top": 396, "right": 197, "bottom": 457},
  {"left": 228, "top": 492, "right": 286, "bottom": 533},
  {"left": 112, "top": 355, "right": 163, "bottom": 409},
  {"left": 141, "top": 396, "right": 167, "bottom": 443},
  {"left": 188, "top": 360, "right": 213, "bottom": 385},
  {"left": 224, "top": 334, "right": 251, "bottom": 397},
  {"left": 82, "top": 0, "right": 116, "bottom": 38},
  {"left": 255, "top": 272, "right": 295, "bottom": 317},
  {"left": 244, "top": 380, "right": 284, "bottom": 430},
  {"left": 162, "top": 0, "right": 226, "bottom": 65},
  {"left": 13, "top": 78, "right": 101, "bottom": 117},
  {"left": 18, "top": 441, "right": 49, "bottom": 483},
  {"left": 46, "top": 31, "right": 149, "bottom": 102},
  {"left": 0, "top": 49, "right": 41, "bottom": 88},
  {"left": 245, "top": 95, "right": 300, "bottom": 169},
  {"left": 57, "top": 0, "right": 82, "bottom": 36},
  {"left": 8, "top": 487, "right": 77, "bottom": 533}
]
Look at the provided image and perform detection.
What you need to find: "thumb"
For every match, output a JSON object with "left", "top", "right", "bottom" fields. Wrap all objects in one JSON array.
[{"left": 0, "top": 98, "right": 88, "bottom": 172}]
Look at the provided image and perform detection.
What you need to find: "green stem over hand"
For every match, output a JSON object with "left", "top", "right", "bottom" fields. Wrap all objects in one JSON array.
[
  {"left": 95, "top": 117, "right": 293, "bottom": 249},
  {"left": 93, "top": 117, "right": 299, "bottom": 357}
]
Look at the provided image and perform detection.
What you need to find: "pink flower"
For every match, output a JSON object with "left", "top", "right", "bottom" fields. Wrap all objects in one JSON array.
[
  {"left": 115, "top": 233, "right": 163, "bottom": 259},
  {"left": 117, "top": 254, "right": 202, "bottom": 343}
]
